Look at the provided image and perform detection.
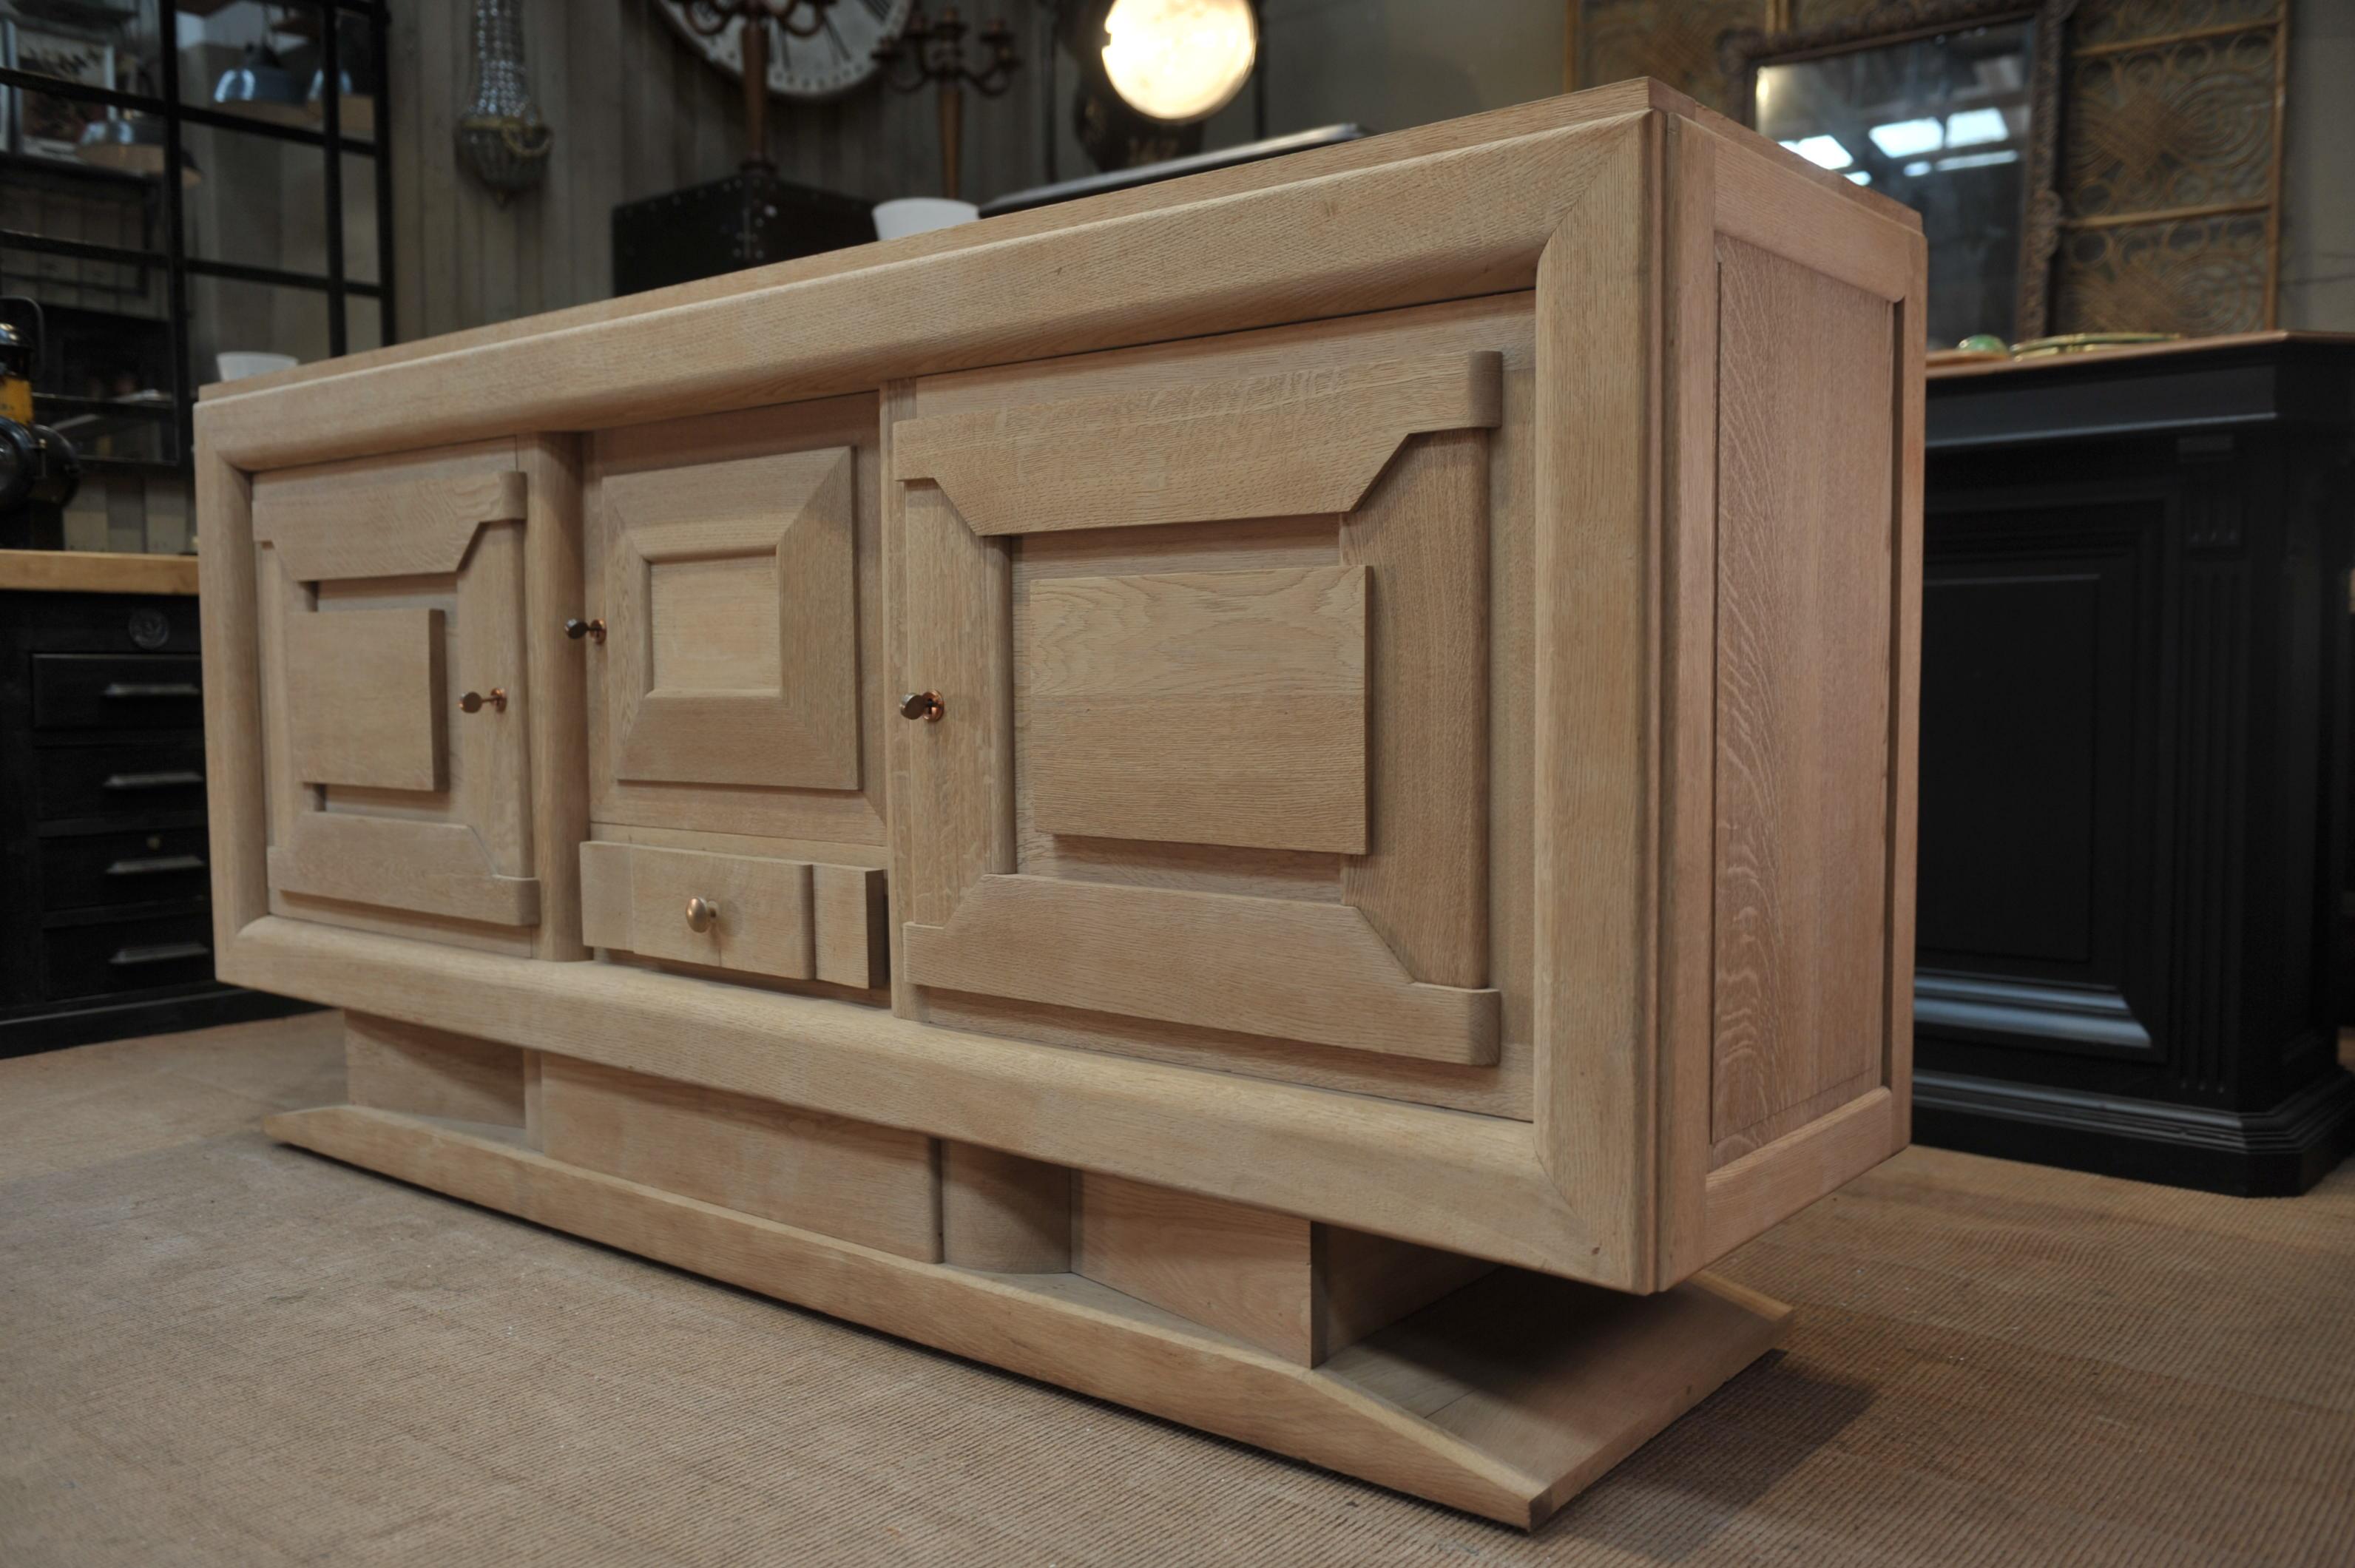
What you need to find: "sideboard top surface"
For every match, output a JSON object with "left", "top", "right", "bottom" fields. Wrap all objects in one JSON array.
[{"left": 195, "top": 76, "right": 1913, "bottom": 420}]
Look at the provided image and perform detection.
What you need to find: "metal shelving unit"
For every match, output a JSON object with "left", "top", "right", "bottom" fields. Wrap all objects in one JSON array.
[{"left": 0, "top": 0, "right": 394, "bottom": 477}]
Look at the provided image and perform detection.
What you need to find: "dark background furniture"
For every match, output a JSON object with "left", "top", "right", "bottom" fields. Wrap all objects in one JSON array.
[
  {"left": 1, "top": 578, "right": 311, "bottom": 1056},
  {"left": 1914, "top": 332, "right": 2355, "bottom": 1194}
]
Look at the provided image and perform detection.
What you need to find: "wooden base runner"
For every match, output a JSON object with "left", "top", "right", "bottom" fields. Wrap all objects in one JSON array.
[{"left": 266, "top": 1104, "right": 1792, "bottom": 1529}]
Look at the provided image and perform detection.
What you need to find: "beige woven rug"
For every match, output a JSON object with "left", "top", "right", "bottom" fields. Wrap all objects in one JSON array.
[{"left": 4, "top": 1011, "right": 2352, "bottom": 1565}]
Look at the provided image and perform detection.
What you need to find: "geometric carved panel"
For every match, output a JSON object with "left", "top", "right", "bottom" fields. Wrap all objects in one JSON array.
[
  {"left": 281, "top": 607, "right": 446, "bottom": 791},
  {"left": 1026, "top": 565, "right": 1368, "bottom": 853},
  {"left": 605, "top": 445, "right": 859, "bottom": 790}
]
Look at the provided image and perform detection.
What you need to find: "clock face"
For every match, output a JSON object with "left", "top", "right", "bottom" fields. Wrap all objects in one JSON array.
[{"left": 656, "top": 0, "right": 916, "bottom": 101}]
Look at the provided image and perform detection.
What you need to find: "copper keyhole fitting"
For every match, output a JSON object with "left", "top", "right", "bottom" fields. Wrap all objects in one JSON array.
[
  {"left": 899, "top": 691, "right": 945, "bottom": 722},
  {"left": 458, "top": 687, "right": 507, "bottom": 714},
  {"left": 564, "top": 617, "right": 607, "bottom": 644}
]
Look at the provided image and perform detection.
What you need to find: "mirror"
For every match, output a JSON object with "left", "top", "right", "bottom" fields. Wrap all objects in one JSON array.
[{"left": 1726, "top": 3, "right": 2070, "bottom": 346}]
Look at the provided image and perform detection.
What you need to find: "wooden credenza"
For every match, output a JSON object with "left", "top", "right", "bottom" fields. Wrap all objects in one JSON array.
[{"left": 193, "top": 81, "right": 1925, "bottom": 1528}]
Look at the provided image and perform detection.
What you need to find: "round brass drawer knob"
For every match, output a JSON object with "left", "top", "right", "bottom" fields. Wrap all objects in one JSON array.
[
  {"left": 899, "top": 690, "right": 945, "bottom": 722},
  {"left": 458, "top": 687, "right": 507, "bottom": 714},
  {"left": 684, "top": 896, "right": 718, "bottom": 933}
]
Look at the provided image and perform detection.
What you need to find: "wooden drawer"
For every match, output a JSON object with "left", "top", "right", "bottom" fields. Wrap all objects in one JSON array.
[
  {"left": 36, "top": 742, "right": 206, "bottom": 822},
  {"left": 43, "top": 910, "right": 214, "bottom": 1000},
  {"left": 890, "top": 300, "right": 1519, "bottom": 1099},
  {"left": 31, "top": 654, "right": 203, "bottom": 731},
  {"left": 580, "top": 839, "right": 885, "bottom": 990},
  {"left": 38, "top": 825, "right": 212, "bottom": 912}
]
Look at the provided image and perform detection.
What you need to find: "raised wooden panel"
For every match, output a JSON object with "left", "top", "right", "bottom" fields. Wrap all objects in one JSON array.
[
  {"left": 537, "top": 1055, "right": 940, "bottom": 1262},
  {"left": 280, "top": 608, "right": 445, "bottom": 791},
  {"left": 896, "top": 305, "right": 1513, "bottom": 1081},
  {"left": 251, "top": 442, "right": 544, "bottom": 937},
  {"left": 251, "top": 470, "right": 524, "bottom": 582},
  {"left": 271, "top": 812, "right": 540, "bottom": 927},
  {"left": 892, "top": 352, "right": 1503, "bottom": 535},
  {"left": 1026, "top": 565, "right": 1368, "bottom": 852},
  {"left": 605, "top": 445, "right": 859, "bottom": 791},
  {"left": 1709, "top": 237, "right": 1896, "bottom": 1165},
  {"left": 587, "top": 396, "right": 888, "bottom": 846},
  {"left": 905, "top": 874, "right": 1499, "bottom": 1064}
]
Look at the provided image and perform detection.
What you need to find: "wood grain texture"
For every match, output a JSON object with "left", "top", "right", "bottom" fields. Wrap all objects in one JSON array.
[
  {"left": 811, "top": 863, "right": 888, "bottom": 990},
  {"left": 197, "top": 104, "right": 1658, "bottom": 474},
  {"left": 344, "top": 1011, "right": 525, "bottom": 1126},
  {"left": 605, "top": 445, "right": 859, "bottom": 791},
  {"left": 1709, "top": 237, "right": 1896, "bottom": 1166},
  {"left": 197, "top": 450, "right": 268, "bottom": 955},
  {"left": 0, "top": 548, "right": 197, "bottom": 595},
  {"left": 1075, "top": 1172, "right": 1317, "bottom": 1363},
  {"left": 1314, "top": 1228, "right": 1496, "bottom": 1363},
  {"left": 1653, "top": 113, "right": 1723, "bottom": 1294},
  {"left": 520, "top": 436, "right": 589, "bottom": 962},
  {"left": 280, "top": 609, "right": 445, "bottom": 791},
  {"left": 895, "top": 482, "right": 1013, "bottom": 928},
  {"left": 269, "top": 812, "right": 540, "bottom": 927},
  {"left": 266, "top": 1103, "right": 1790, "bottom": 1530},
  {"left": 251, "top": 469, "right": 524, "bottom": 583},
  {"left": 212, "top": 79, "right": 1896, "bottom": 402},
  {"left": 1530, "top": 117, "right": 1661, "bottom": 1291},
  {"left": 906, "top": 875, "right": 1500, "bottom": 1065},
  {"left": 578, "top": 839, "right": 814, "bottom": 979},
  {"left": 1340, "top": 428, "right": 1490, "bottom": 988},
  {"left": 587, "top": 396, "right": 888, "bottom": 845},
  {"left": 941, "top": 1143, "right": 1070, "bottom": 1274},
  {"left": 224, "top": 916, "right": 1598, "bottom": 1277},
  {"left": 1025, "top": 566, "right": 1368, "bottom": 853},
  {"left": 537, "top": 1055, "right": 940, "bottom": 1262},
  {"left": 892, "top": 354, "right": 1501, "bottom": 536}
]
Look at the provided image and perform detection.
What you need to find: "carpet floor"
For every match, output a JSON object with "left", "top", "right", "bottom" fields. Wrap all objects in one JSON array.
[{"left": 4, "top": 1011, "right": 2352, "bottom": 1566}]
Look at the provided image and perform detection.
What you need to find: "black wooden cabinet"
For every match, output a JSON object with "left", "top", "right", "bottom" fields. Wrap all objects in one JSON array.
[
  {"left": 1, "top": 587, "right": 313, "bottom": 1057},
  {"left": 1915, "top": 336, "right": 2355, "bottom": 1194}
]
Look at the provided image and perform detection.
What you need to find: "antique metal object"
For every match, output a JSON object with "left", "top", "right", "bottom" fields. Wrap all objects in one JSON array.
[
  {"left": 458, "top": 0, "right": 553, "bottom": 202},
  {"left": 874, "top": 7, "right": 1019, "bottom": 200},
  {"left": 685, "top": 896, "right": 719, "bottom": 933},
  {"left": 899, "top": 690, "right": 945, "bottom": 722},
  {"left": 564, "top": 617, "right": 607, "bottom": 643},
  {"left": 458, "top": 687, "right": 507, "bottom": 714}
]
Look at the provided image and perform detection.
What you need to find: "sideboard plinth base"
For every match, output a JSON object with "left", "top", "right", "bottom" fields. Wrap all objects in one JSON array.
[{"left": 266, "top": 1103, "right": 1791, "bottom": 1529}]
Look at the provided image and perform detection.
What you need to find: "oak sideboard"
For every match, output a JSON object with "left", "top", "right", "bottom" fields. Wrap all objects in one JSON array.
[{"left": 196, "top": 80, "right": 1925, "bottom": 1528}]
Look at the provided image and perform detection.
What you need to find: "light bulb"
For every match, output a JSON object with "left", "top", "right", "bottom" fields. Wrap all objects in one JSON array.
[{"left": 1101, "top": 0, "right": 1258, "bottom": 124}]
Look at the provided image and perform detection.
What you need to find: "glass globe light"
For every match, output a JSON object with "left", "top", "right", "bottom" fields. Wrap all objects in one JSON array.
[{"left": 1101, "top": 0, "right": 1258, "bottom": 124}]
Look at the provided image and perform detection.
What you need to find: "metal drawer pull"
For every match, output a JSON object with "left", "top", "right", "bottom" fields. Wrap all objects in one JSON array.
[
  {"left": 109, "top": 940, "right": 209, "bottom": 967},
  {"left": 685, "top": 896, "right": 718, "bottom": 933},
  {"left": 101, "top": 770, "right": 203, "bottom": 790},
  {"left": 102, "top": 681, "right": 201, "bottom": 699},
  {"left": 564, "top": 617, "right": 607, "bottom": 643},
  {"left": 459, "top": 687, "right": 508, "bottom": 714},
  {"left": 105, "top": 853, "right": 206, "bottom": 876}
]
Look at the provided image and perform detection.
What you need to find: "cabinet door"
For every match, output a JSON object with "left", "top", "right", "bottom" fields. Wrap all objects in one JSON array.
[
  {"left": 891, "top": 300, "right": 1524, "bottom": 1080},
  {"left": 586, "top": 396, "right": 885, "bottom": 848},
  {"left": 251, "top": 442, "right": 543, "bottom": 941}
]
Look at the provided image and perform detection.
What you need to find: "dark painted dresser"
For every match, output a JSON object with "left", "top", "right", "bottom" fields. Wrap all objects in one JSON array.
[
  {"left": 1, "top": 552, "right": 312, "bottom": 1057},
  {"left": 1916, "top": 333, "right": 2355, "bottom": 1194}
]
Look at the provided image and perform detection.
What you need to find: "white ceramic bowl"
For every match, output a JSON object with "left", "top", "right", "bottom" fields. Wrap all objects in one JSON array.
[
  {"left": 215, "top": 351, "right": 299, "bottom": 382},
  {"left": 873, "top": 198, "right": 980, "bottom": 241}
]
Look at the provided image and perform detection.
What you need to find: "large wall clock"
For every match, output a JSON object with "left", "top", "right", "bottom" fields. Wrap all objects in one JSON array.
[{"left": 656, "top": 0, "right": 917, "bottom": 101}]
